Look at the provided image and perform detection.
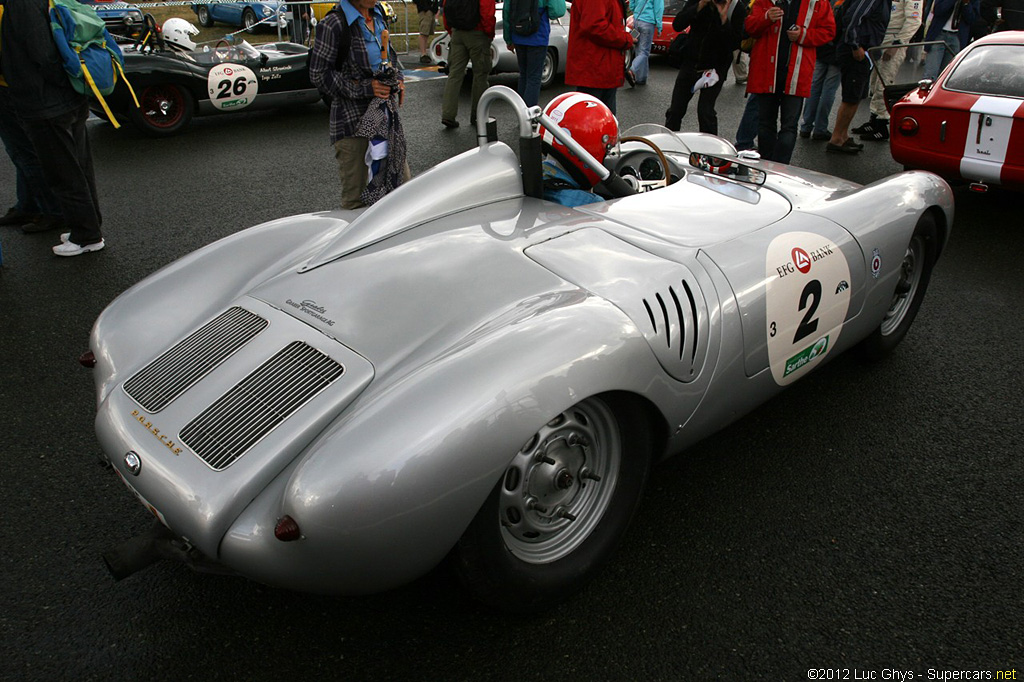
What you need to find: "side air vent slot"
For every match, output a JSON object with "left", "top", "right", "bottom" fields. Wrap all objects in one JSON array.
[
  {"left": 180, "top": 341, "right": 344, "bottom": 471},
  {"left": 641, "top": 279, "right": 702, "bottom": 379},
  {"left": 123, "top": 307, "right": 268, "bottom": 412}
]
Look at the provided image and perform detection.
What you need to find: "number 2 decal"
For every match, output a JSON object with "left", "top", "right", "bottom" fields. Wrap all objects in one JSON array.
[
  {"left": 793, "top": 279, "right": 821, "bottom": 344},
  {"left": 765, "top": 232, "right": 852, "bottom": 386}
]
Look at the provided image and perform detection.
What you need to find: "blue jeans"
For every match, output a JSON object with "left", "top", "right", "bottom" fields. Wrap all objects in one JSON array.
[
  {"left": 735, "top": 95, "right": 759, "bottom": 150},
  {"left": 631, "top": 19, "right": 656, "bottom": 84},
  {"left": 800, "top": 60, "right": 840, "bottom": 135},
  {"left": 516, "top": 44, "right": 547, "bottom": 107},
  {"left": 0, "top": 88, "right": 60, "bottom": 217},
  {"left": 923, "top": 30, "right": 959, "bottom": 80},
  {"left": 757, "top": 93, "right": 803, "bottom": 164}
]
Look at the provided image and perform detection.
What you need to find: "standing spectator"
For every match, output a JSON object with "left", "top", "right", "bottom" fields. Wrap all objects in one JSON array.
[
  {"left": 628, "top": 0, "right": 664, "bottom": 86},
  {"left": 0, "top": 66, "right": 63, "bottom": 233},
  {"left": 0, "top": 0, "right": 105, "bottom": 255},
  {"left": 734, "top": 92, "right": 759, "bottom": 149},
  {"left": 798, "top": 11, "right": 841, "bottom": 141},
  {"left": 745, "top": 0, "right": 836, "bottom": 163},
  {"left": 414, "top": 0, "right": 438, "bottom": 64},
  {"left": 922, "top": 0, "right": 979, "bottom": 80},
  {"left": 440, "top": 0, "right": 495, "bottom": 128},
  {"left": 855, "top": 0, "right": 923, "bottom": 141},
  {"left": 664, "top": 0, "right": 747, "bottom": 134},
  {"left": 502, "top": 0, "right": 566, "bottom": 106},
  {"left": 826, "top": 0, "right": 890, "bottom": 153},
  {"left": 565, "top": 0, "right": 634, "bottom": 114},
  {"left": 310, "top": 0, "right": 409, "bottom": 210}
]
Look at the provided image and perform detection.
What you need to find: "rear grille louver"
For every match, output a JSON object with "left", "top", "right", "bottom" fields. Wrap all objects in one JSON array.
[
  {"left": 180, "top": 341, "right": 344, "bottom": 470},
  {"left": 123, "top": 307, "right": 268, "bottom": 412}
]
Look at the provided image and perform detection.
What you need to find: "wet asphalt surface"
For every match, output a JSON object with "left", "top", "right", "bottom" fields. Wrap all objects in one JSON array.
[{"left": 1, "top": 59, "right": 1021, "bottom": 681}]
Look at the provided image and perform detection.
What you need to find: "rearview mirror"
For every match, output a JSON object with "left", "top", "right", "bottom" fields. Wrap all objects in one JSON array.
[{"left": 688, "top": 152, "right": 766, "bottom": 186}]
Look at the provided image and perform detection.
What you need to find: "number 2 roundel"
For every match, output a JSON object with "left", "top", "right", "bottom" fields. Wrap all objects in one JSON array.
[
  {"left": 207, "top": 64, "right": 259, "bottom": 112},
  {"left": 765, "top": 232, "right": 851, "bottom": 386}
]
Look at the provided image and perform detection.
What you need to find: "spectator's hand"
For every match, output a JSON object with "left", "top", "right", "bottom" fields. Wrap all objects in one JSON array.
[
  {"left": 882, "top": 46, "right": 897, "bottom": 60},
  {"left": 786, "top": 25, "right": 800, "bottom": 41},
  {"left": 767, "top": 5, "right": 784, "bottom": 22},
  {"left": 852, "top": 45, "right": 866, "bottom": 61},
  {"left": 715, "top": 0, "right": 730, "bottom": 22},
  {"left": 372, "top": 79, "right": 391, "bottom": 98},
  {"left": 507, "top": 43, "right": 516, "bottom": 54},
  {"left": 398, "top": 81, "right": 405, "bottom": 106}
]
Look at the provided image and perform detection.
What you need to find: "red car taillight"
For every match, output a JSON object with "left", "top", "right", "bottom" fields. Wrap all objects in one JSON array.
[
  {"left": 897, "top": 117, "right": 919, "bottom": 136},
  {"left": 274, "top": 515, "right": 302, "bottom": 541}
]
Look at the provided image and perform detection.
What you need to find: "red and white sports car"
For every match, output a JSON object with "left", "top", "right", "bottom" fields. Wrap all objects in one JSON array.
[{"left": 890, "top": 31, "right": 1024, "bottom": 192}]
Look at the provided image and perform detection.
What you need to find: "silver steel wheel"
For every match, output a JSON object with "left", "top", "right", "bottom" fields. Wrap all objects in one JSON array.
[
  {"left": 499, "top": 398, "right": 621, "bottom": 564},
  {"left": 880, "top": 234, "right": 923, "bottom": 336},
  {"left": 540, "top": 49, "right": 556, "bottom": 89}
]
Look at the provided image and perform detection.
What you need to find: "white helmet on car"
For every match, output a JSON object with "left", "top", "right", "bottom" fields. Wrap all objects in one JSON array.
[{"left": 163, "top": 17, "right": 199, "bottom": 51}]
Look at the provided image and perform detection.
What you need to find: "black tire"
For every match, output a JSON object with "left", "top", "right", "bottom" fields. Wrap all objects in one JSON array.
[
  {"left": 453, "top": 394, "right": 652, "bottom": 612},
  {"left": 857, "top": 212, "right": 938, "bottom": 360},
  {"left": 540, "top": 48, "right": 557, "bottom": 89},
  {"left": 242, "top": 8, "right": 258, "bottom": 33},
  {"left": 196, "top": 6, "right": 214, "bottom": 27},
  {"left": 128, "top": 84, "right": 195, "bottom": 137}
]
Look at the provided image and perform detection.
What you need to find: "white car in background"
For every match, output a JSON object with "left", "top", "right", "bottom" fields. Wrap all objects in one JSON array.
[{"left": 429, "top": 2, "right": 571, "bottom": 89}]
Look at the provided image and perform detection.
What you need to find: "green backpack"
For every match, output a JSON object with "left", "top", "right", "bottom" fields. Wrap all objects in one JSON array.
[{"left": 49, "top": 0, "right": 138, "bottom": 127}]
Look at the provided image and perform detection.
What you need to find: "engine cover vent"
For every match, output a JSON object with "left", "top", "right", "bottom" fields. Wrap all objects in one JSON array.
[
  {"left": 180, "top": 341, "right": 344, "bottom": 471},
  {"left": 123, "top": 307, "right": 268, "bottom": 412}
]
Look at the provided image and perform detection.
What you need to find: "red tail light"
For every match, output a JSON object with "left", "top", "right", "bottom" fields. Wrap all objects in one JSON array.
[
  {"left": 897, "top": 117, "right": 919, "bottom": 136},
  {"left": 79, "top": 350, "right": 96, "bottom": 368},
  {"left": 274, "top": 515, "right": 302, "bottom": 541}
]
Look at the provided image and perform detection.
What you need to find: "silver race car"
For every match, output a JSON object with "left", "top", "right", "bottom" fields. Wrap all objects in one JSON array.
[{"left": 89, "top": 86, "right": 954, "bottom": 612}]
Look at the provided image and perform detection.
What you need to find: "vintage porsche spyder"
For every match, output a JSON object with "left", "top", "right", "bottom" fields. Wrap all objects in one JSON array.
[
  {"left": 98, "top": 39, "right": 320, "bottom": 136},
  {"left": 90, "top": 86, "right": 954, "bottom": 611}
]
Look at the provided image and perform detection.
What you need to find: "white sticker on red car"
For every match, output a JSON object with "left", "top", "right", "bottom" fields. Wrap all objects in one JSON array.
[
  {"left": 207, "top": 64, "right": 259, "bottom": 111},
  {"left": 960, "top": 95, "right": 1022, "bottom": 183},
  {"left": 766, "top": 232, "right": 852, "bottom": 386}
]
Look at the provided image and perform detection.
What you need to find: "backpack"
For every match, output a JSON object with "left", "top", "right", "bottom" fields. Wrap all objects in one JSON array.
[
  {"left": 443, "top": 0, "right": 481, "bottom": 30},
  {"left": 507, "top": 0, "right": 541, "bottom": 35},
  {"left": 49, "top": 0, "right": 138, "bottom": 128}
]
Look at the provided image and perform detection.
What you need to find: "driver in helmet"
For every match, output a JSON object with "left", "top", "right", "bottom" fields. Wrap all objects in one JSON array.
[
  {"left": 162, "top": 18, "right": 199, "bottom": 53},
  {"left": 540, "top": 92, "right": 620, "bottom": 208}
]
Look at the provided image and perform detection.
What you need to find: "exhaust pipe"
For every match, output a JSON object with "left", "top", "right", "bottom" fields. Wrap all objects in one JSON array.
[
  {"left": 103, "top": 521, "right": 233, "bottom": 581},
  {"left": 103, "top": 521, "right": 177, "bottom": 580}
]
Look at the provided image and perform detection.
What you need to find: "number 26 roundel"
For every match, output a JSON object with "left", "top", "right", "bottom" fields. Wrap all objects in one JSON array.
[
  {"left": 765, "top": 232, "right": 852, "bottom": 386},
  {"left": 207, "top": 64, "right": 259, "bottom": 112}
]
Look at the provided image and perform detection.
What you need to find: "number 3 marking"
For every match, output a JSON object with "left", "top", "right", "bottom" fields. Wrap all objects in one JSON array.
[{"left": 793, "top": 279, "right": 821, "bottom": 344}]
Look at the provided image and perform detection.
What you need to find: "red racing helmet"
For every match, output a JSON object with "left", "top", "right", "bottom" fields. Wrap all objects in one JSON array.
[{"left": 541, "top": 93, "right": 619, "bottom": 187}]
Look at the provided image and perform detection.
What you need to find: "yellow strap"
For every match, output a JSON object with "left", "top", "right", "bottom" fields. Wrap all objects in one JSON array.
[
  {"left": 80, "top": 60, "right": 121, "bottom": 129},
  {"left": 115, "top": 58, "right": 140, "bottom": 108}
]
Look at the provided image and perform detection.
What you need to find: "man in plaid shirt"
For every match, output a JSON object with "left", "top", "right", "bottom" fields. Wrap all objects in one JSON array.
[{"left": 310, "top": 0, "right": 408, "bottom": 209}]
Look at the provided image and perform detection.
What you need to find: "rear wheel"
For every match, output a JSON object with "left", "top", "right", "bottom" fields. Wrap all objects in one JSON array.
[
  {"left": 196, "top": 5, "right": 214, "bottom": 27},
  {"left": 129, "top": 84, "right": 194, "bottom": 137},
  {"left": 453, "top": 394, "right": 652, "bottom": 612},
  {"left": 857, "top": 213, "right": 938, "bottom": 359}
]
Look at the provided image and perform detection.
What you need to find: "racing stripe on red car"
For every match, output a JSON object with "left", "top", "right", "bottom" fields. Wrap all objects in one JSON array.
[{"left": 960, "top": 96, "right": 1024, "bottom": 185}]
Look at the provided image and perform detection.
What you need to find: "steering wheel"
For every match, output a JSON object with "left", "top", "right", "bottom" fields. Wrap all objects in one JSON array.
[
  {"left": 617, "top": 136, "right": 673, "bottom": 191},
  {"left": 214, "top": 39, "right": 234, "bottom": 61}
]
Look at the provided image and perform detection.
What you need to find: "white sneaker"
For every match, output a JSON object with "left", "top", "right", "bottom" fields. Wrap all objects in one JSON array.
[{"left": 53, "top": 238, "right": 105, "bottom": 256}]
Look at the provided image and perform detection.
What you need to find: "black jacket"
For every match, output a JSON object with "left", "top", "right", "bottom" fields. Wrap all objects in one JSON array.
[
  {"left": 673, "top": 0, "right": 747, "bottom": 71},
  {"left": 0, "top": 0, "right": 85, "bottom": 120}
]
